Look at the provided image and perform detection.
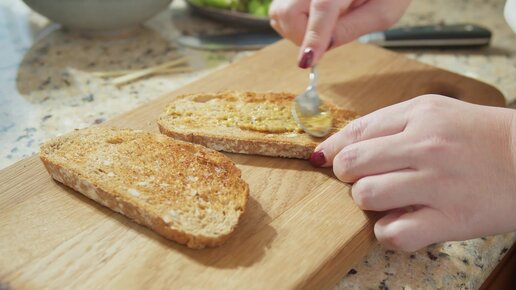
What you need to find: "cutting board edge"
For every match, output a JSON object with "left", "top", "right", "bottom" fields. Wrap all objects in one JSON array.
[{"left": 300, "top": 218, "right": 378, "bottom": 290}]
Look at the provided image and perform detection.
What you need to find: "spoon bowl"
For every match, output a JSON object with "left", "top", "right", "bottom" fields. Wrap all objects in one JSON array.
[{"left": 292, "top": 66, "right": 333, "bottom": 137}]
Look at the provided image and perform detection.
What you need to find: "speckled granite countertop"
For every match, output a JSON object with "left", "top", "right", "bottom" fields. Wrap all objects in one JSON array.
[{"left": 1, "top": 0, "right": 514, "bottom": 289}]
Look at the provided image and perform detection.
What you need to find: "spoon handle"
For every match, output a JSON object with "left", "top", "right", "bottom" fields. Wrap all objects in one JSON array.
[{"left": 308, "top": 65, "right": 317, "bottom": 90}]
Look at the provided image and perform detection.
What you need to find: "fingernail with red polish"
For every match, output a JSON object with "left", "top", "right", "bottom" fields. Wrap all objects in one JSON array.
[
  {"left": 309, "top": 150, "right": 326, "bottom": 167},
  {"left": 298, "top": 47, "right": 314, "bottom": 69}
]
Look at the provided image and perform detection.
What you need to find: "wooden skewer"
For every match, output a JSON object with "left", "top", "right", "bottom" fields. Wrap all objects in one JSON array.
[
  {"left": 156, "top": 67, "right": 194, "bottom": 74},
  {"left": 92, "top": 65, "right": 192, "bottom": 78},
  {"left": 92, "top": 70, "right": 138, "bottom": 78},
  {"left": 93, "top": 56, "right": 191, "bottom": 86},
  {"left": 112, "top": 57, "right": 190, "bottom": 86},
  {"left": 111, "top": 68, "right": 193, "bottom": 85}
]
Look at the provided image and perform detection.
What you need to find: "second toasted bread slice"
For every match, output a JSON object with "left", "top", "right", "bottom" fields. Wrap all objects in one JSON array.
[
  {"left": 39, "top": 127, "right": 249, "bottom": 249},
  {"left": 158, "top": 91, "right": 359, "bottom": 159}
]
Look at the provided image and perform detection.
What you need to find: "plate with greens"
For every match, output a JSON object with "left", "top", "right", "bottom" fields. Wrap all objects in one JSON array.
[{"left": 186, "top": 0, "right": 272, "bottom": 29}]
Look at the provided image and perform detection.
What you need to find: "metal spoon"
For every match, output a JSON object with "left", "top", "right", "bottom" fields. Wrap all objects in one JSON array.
[{"left": 292, "top": 65, "right": 333, "bottom": 137}]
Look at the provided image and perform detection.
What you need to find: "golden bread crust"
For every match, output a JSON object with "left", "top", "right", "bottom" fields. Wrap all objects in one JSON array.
[
  {"left": 157, "top": 91, "right": 359, "bottom": 159},
  {"left": 39, "top": 127, "right": 249, "bottom": 249}
]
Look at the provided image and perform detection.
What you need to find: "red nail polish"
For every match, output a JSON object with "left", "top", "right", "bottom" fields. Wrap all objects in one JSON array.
[
  {"left": 298, "top": 47, "right": 314, "bottom": 69},
  {"left": 309, "top": 150, "right": 326, "bottom": 167}
]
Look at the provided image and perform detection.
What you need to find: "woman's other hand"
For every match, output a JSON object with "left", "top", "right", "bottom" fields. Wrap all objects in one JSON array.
[
  {"left": 312, "top": 95, "right": 516, "bottom": 251},
  {"left": 269, "top": 0, "right": 411, "bottom": 68}
]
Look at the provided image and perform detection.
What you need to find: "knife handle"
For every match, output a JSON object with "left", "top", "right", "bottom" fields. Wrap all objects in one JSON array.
[{"left": 365, "top": 24, "right": 492, "bottom": 48}]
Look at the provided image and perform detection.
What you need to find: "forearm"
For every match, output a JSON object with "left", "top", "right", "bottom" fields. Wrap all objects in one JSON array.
[{"left": 511, "top": 109, "right": 516, "bottom": 174}]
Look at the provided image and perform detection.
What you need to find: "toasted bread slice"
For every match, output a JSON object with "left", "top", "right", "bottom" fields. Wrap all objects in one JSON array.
[
  {"left": 39, "top": 127, "right": 249, "bottom": 249},
  {"left": 157, "top": 91, "right": 359, "bottom": 159}
]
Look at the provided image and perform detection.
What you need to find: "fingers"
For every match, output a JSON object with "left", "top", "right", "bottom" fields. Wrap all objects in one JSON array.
[
  {"left": 333, "top": 133, "right": 412, "bottom": 183},
  {"left": 332, "top": 0, "right": 411, "bottom": 46},
  {"left": 269, "top": 0, "right": 310, "bottom": 46},
  {"left": 374, "top": 206, "right": 449, "bottom": 252},
  {"left": 271, "top": 0, "right": 410, "bottom": 65},
  {"left": 351, "top": 169, "right": 432, "bottom": 211},
  {"left": 313, "top": 101, "right": 410, "bottom": 167},
  {"left": 298, "top": 0, "right": 346, "bottom": 67}
]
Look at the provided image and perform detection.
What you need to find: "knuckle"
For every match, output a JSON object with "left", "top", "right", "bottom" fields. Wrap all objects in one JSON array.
[
  {"left": 408, "top": 95, "right": 449, "bottom": 123},
  {"left": 345, "top": 118, "right": 366, "bottom": 143},
  {"left": 312, "top": 0, "right": 334, "bottom": 12},
  {"left": 338, "top": 147, "right": 358, "bottom": 167},
  {"left": 303, "top": 30, "right": 325, "bottom": 48},
  {"left": 335, "top": 22, "right": 358, "bottom": 44},
  {"left": 440, "top": 206, "right": 470, "bottom": 231},
  {"left": 352, "top": 179, "right": 376, "bottom": 210},
  {"left": 375, "top": 223, "right": 414, "bottom": 252},
  {"left": 269, "top": 6, "right": 290, "bottom": 20},
  {"left": 412, "top": 94, "right": 447, "bottom": 110},
  {"left": 334, "top": 147, "right": 358, "bottom": 179},
  {"left": 418, "top": 135, "right": 450, "bottom": 156},
  {"left": 269, "top": 19, "right": 279, "bottom": 29},
  {"left": 268, "top": 6, "right": 280, "bottom": 19},
  {"left": 414, "top": 97, "right": 438, "bottom": 112}
]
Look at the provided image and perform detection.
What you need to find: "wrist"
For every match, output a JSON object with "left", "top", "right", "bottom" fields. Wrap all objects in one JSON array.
[
  {"left": 510, "top": 109, "right": 516, "bottom": 175},
  {"left": 508, "top": 109, "right": 516, "bottom": 229}
]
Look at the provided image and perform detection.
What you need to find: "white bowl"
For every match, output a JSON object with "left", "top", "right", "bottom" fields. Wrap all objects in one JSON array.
[{"left": 23, "top": 0, "right": 172, "bottom": 32}]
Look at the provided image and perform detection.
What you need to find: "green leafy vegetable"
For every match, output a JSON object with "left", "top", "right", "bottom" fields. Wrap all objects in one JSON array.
[{"left": 191, "top": 0, "right": 272, "bottom": 16}]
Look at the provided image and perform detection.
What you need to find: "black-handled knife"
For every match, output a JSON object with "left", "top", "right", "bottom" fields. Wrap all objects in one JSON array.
[
  {"left": 178, "top": 24, "right": 492, "bottom": 50},
  {"left": 358, "top": 24, "right": 491, "bottom": 48}
]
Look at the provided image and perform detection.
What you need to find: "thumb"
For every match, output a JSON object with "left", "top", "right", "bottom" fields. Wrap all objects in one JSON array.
[{"left": 298, "top": 0, "right": 348, "bottom": 68}]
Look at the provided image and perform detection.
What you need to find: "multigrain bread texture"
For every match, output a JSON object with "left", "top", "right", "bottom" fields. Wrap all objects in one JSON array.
[
  {"left": 158, "top": 91, "right": 359, "bottom": 159},
  {"left": 39, "top": 127, "right": 249, "bottom": 249}
]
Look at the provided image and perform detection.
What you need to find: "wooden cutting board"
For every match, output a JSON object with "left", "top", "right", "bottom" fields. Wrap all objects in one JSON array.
[{"left": 0, "top": 40, "right": 505, "bottom": 290}]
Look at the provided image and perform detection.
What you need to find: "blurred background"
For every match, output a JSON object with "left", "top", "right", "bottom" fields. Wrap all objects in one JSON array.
[{"left": 1, "top": 0, "right": 514, "bottom": 169}]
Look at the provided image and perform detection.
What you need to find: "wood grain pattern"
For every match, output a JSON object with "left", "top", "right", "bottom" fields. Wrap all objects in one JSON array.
[{"left": 0, "top": 40, "right": 505, "bottom": 290}]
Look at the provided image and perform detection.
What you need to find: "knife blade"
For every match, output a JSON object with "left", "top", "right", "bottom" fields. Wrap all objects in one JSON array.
[
  {"left": 178, "top": 32, "right": 281, "bottom": 51},
  {"left": 178, "top": 24, "right": 492, "bottom": 50}
]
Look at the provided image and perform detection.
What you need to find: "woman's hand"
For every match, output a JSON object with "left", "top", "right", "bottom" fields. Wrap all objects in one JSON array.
[
  {"left": 311, "top": 95, "right": 516, "bottom": 251},
  {"left": 269, "top": 0, "right": 411, "bottom": 68}
]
